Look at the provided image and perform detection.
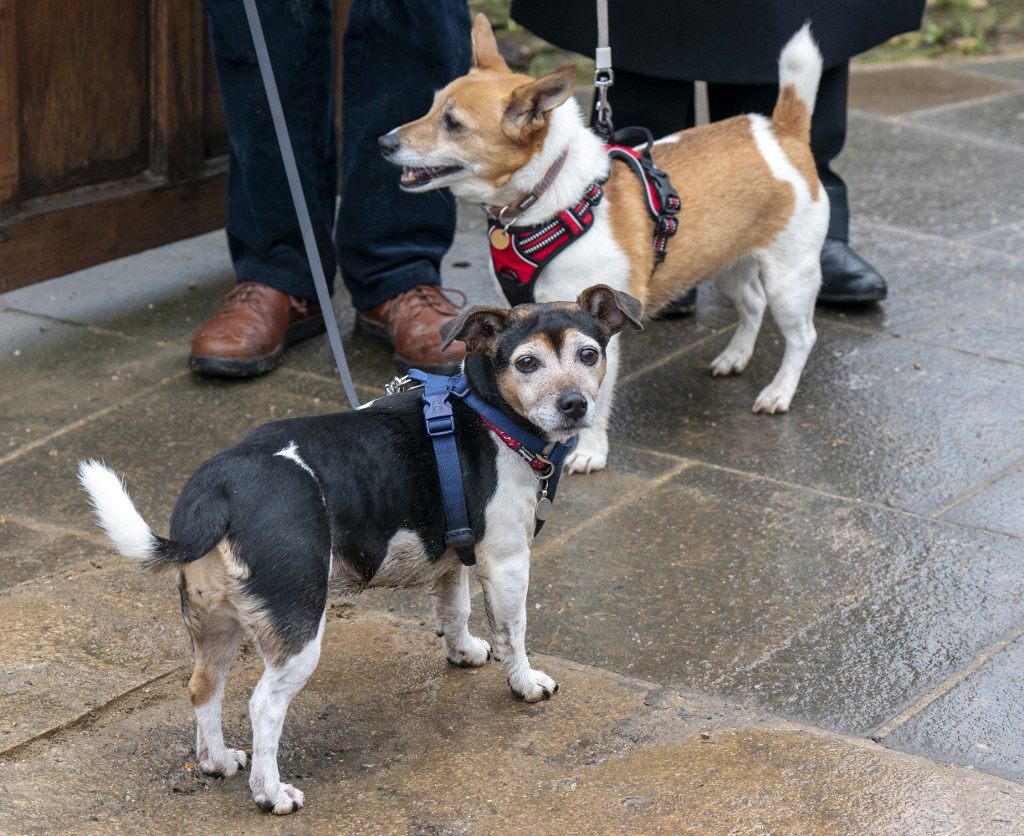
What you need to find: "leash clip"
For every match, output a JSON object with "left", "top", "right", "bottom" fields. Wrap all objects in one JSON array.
[
  {"left": 593, "top": 68, "right": 615, "bottom": 142},
  {"left": 385, "top": 374, "right": 414, "bottom": 396}
]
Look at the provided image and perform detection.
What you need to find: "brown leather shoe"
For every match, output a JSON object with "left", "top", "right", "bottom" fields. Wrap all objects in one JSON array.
[
  {"left": 356, "top": 285, "right": 468, "bottom": 373},
  {"left": 189, "top": 282, "right": 325, "bottom": 377}
]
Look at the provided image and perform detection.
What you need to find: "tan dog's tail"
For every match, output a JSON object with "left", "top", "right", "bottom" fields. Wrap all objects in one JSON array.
[{"left": 771, "top": 23, "right": 823, "bottom": 140}]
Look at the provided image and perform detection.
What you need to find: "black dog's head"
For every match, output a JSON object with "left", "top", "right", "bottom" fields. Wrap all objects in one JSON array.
[{"left": 440, "top": 285, "right": 643, "bottom": 439}]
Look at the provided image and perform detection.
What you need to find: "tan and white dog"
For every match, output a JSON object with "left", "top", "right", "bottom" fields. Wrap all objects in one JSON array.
[{"left": 381, "top": 15, "right": 829, "bottom": 474}]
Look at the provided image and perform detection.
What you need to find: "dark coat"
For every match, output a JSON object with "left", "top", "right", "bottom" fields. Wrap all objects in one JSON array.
[{"left": 510, "top": 0, "right": 926, "bottom": 84}]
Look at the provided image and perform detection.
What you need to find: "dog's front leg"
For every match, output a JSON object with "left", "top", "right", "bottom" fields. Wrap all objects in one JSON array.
[
  {"left": 564, "top": 334, "right": 618, "bottom": 475},
  {"left": 478, "top": 550, "right": 557, "bottom": 702},
  {"left": 432, "top": 565, "right": 491, "bottom": 667}
]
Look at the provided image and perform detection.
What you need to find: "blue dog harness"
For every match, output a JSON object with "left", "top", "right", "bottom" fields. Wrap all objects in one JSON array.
[{"left": 407, "top": 370, "right": 576, "bottom": 566}]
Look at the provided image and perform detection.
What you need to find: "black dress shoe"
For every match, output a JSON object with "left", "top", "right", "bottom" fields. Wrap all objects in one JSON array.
[
  {"left": 653, "top": 287, "right": 697, "bottom": 318},
  {"left": 818, "top": 238, "right": 888, "bottom": 304}
]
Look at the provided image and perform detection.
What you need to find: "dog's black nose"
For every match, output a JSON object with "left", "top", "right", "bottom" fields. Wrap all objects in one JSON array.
[
  {"left": 378, "top": 132, "right": 399, "bottom": 157},
  {"left": 557, "top": 392, "right": 588, "bottom": 421}
]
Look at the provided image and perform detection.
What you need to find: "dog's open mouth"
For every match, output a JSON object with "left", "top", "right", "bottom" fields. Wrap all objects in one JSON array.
[{"left": 400, "top": 164, "right": 464, "bottom": 191}]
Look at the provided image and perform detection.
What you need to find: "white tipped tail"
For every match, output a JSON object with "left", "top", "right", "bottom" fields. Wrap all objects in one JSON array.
[
  {"left": 78, "top": 460, "right": 160, "bottom": 563},
  {"left": 778, "top": 23, "right": 823, "bottom": 117}
]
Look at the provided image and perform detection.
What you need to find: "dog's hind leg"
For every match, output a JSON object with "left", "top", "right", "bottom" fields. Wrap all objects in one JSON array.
[
  {"left": 433, "top": 566, "right": 491, "bottom": 667},
  {"left": 247, "top": 610, "right": 325, "bottom": 815},
  {"left": 478, "top": 549, "right": 557, "bottom": 702},
  {"left": 188, "top": 610, "right": 247, "bottom": 777},
  {"left": 710, "top": 259, "right": 767, "bottom": 377},
  {"left": 755, "top": 254, "right": 820, "bottom": 414}
]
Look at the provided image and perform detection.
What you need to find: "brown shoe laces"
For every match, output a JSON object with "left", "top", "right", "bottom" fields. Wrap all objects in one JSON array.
[
  {"left": 382, "top": 285, "right": 468, "bottom": 331},
  {"left": 219, "top": 281, "right": 310, "bottom": 322}
]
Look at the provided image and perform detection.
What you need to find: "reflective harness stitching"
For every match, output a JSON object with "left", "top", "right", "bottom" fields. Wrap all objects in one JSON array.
[
  {"left": 488, "top": 136, "right": 680, "bottom": 307},
  {"left": 406, "top": 370, "right": 576, "bottom": 566}
]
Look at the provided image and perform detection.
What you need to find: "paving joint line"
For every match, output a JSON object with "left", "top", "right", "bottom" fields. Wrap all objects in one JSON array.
[
  {"left": 870, "top": 620, "right": 1024, "bottom": 742},
  {"left": 531, "top": 459, "right": 696, "bottom": 559},
  {"left": 618, "top": 324, "right": 737, "bottom": 387},
  {"left": 932, "top": 455, "right": 1024, "bottom": 519},
  {"left": 0, "top": 370, "right": 189, "bottom": 467},
  {"left": 0, "top": 665, "right": 186, "bottom": 760},
  {"left": 613, "top": 442, "right": 1024, "bottom": 543}
]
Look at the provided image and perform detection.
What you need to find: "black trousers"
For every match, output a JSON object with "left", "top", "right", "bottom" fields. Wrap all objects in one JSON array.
[{"left": 602, "top": 62, "right": 850, "bottom": 241}]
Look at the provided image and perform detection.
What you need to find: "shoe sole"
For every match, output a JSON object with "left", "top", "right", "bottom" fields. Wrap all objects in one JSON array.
[
  {"left": 189, "top": 316, "right": 326, "bottom": 378},
  {"left": 816, "top": 288, "right": 888, "bottom": 305},
  {"left": 356, "top": 315, "right": 462, "bottom": 375}
]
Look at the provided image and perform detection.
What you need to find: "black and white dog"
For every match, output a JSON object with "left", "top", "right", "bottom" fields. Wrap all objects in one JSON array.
[{"left": 78, "top": 285, "right": 642, "bottom": 815}]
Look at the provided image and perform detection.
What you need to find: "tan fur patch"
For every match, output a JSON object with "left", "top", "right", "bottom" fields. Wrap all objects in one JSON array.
[
  {"left": 772, "top": 85, "right": 820, "bottom": 201},
  {"left": 180, "top": 540, "right": 286, "bottom": 673},
  {"left": 607, "top": 116, "right": 798, "bottom": 313},
  {"left": 395, "top": 71, "right": 548, "bottom": 190}
]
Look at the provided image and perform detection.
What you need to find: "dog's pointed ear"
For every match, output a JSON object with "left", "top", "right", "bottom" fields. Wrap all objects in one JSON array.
[
  {"left": 504, "top": 64, "right": 577, "bottom": 136},
  {"left": 440, "top": 305, "right": 510, "bottom": 355},
  {"left": 471, "top": 13, "right": 509, "bottom": 73},
  {"left": 577, "top": 285, "right": 645, "bottom": 337}
]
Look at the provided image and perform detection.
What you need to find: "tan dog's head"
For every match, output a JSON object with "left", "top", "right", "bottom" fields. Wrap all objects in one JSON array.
[
  {"left": 378, "top": 14, "right": 577, "bottom": 204},
  {"left": 441, "top": 285, "right": 643, "bottom": 440}
]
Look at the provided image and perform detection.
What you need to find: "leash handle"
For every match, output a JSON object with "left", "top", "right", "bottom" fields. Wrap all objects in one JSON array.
[
  {"left": 241, "top": 0, "right": 361, "bottom": 411},
  {"left": 593, "top": 0, "right": 614, "bottom": 141}
]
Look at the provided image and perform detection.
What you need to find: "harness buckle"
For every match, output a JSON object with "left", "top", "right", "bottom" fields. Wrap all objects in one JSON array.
[{"left": 423, "top": 392, "right": 455, "bottom": 437}]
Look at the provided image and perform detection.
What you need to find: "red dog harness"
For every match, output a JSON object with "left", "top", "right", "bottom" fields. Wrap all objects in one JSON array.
[{"left": 488, "top": 135, "right": 681, "bottom": 307}]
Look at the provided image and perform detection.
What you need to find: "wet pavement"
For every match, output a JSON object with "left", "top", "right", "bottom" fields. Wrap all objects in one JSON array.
[{"left": 2, "top": 57, "right": 1024, "bottom": 833}]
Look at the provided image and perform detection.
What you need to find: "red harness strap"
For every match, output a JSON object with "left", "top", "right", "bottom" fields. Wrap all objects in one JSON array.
[
  {"left": 488, "top": 183, "right": 604, "bottom": 307},
  {"left": 488, "top": 144, "right": 680, "bottom": 306}
]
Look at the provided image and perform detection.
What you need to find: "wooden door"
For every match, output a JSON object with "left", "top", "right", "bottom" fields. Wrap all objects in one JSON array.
[{"left": 0, "top": 0, "right": 229, "bottom": 292}]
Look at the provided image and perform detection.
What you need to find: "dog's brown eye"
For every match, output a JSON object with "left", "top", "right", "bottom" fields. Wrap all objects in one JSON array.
[
  {"left": 442, "top": 111, "right": 462, "bottom": 132},
  {"left": 515, "top": 356, "right": 538, "bottom": 373},
  {"left": 579, "top": 347, "right": 599, "bottom": 366}
]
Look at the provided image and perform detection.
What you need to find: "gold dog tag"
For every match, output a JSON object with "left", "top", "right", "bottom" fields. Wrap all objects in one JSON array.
[{"left": 490, "top": 227, "right": 510, "bottom": 250}]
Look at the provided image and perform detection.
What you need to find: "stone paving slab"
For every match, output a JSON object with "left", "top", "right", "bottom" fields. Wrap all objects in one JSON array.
[
  {"left": 4, "top": 607, "right": 1022, "bottom": 835},
  {"left": 849, "top": 64, "right": 1019, "bottom": 115},
  {"left": 837, "top": 112, "right": 1024, "bottom": 241},
  {"left": 525, "top": 464, "right": 1024, "bottom": 743},
  {"left": 613, "top": 322, "right": 1024, "bottom": 516},
  {"left": 882, "top": 634, "right": 1024, "bottom": 783}
]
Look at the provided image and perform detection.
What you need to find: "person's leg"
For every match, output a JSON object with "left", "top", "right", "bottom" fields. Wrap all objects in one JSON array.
[
  {"left": 192, "top": 0, "right": 336, "bottom": 376},
  {"left": 339, "top": 0, "right": 472, "bottom": 372},
  {"left": 204, "top": 0, "right": 338, "bottom": 297},
  {"left": 811, "top": 63, "right": 887, "bottom": 303}
]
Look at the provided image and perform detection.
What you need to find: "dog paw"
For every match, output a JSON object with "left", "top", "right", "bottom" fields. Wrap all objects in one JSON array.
[
  {"left": 254, "top": 782, "right": 304, "bottom": 815},
  {"left": 446, "top": 635, "right": 491, "bottom": 667},
  {"left": 753, "top": 385, "right": 793, "bottom": 414},
  {"left": 508, "top": 669, "right": 559, "bottom": 703},
  {"left": 710, "top": 348, "right": 750, "bottom": 377},
  {"left": 198, "top": 748, "right": 247, "bottom": 777},
  {"left": 564, "top": 430, "right": 608, "bottom": 475}
]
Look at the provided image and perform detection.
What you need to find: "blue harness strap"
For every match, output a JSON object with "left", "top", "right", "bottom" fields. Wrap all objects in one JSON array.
[
  {"left": 418, "top": 372, "right": 477, "bottom": 565},
  {"left": 408, "top": 370, "right": 575, "bottom": 565}
]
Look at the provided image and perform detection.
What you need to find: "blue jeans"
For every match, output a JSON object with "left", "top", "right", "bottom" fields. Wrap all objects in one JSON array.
[{"left": 203, "top": 0, "right": 471, "bottom": 309}]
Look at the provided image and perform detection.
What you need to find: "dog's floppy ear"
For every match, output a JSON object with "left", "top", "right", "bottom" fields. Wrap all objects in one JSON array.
[
  {"left": 504, "top": 65, "right": 577, "bottom": 136},
  {"left": 440, "top": 305, "right": 510, "bottom": 355},
  {"left": 577, "top": 284, "right": 645, "bottom": 337},
  {"left": 470, "top": 13, "right": 509, "bottom": 73}
]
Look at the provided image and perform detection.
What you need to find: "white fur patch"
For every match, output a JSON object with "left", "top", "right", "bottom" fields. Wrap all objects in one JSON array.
[
  {"left": 78, "top": 460, "right": 157, "bottom": 561},
  {"left": 748, "top": 114, "right": 815, "bottom": 204},
  {"left": 274, "top": 441, "right": 317, "bottom": 481},
  {"left": 778, "top": 23, "right": 823, "bottom": 115}
]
